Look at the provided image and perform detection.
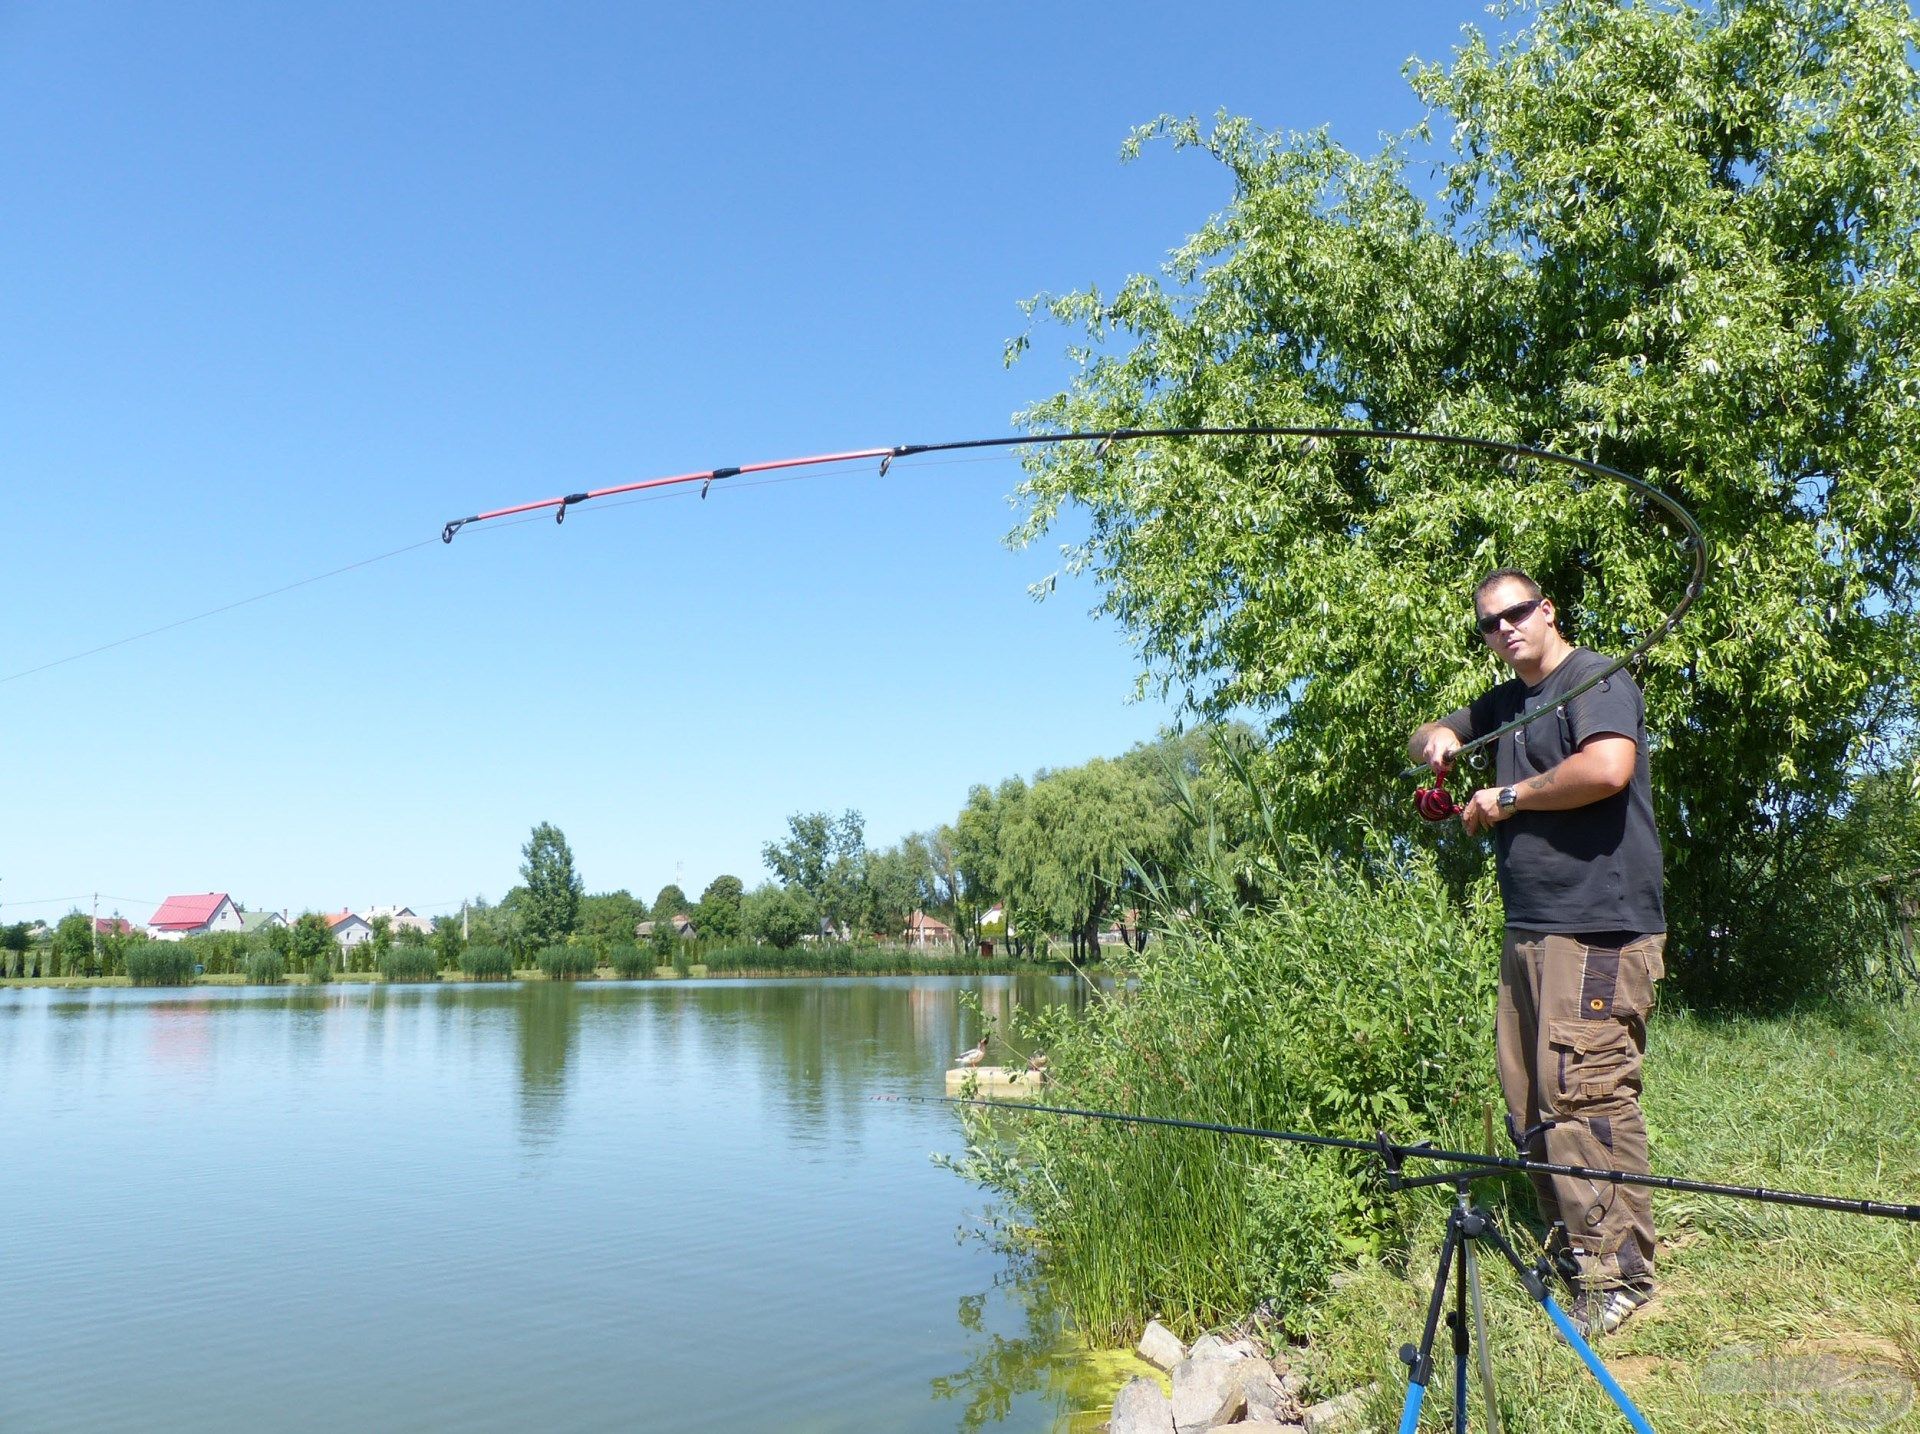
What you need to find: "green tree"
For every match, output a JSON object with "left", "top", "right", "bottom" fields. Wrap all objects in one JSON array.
[
  {"left": 693, "top": 875, "right": 745, "bottom": 943},
  {"left": 578, "top": 890, "right": 647, "bottom": 956},
  {"left": 762, "top": 810, "right": 867, "bottom": 936},
  {"left": 649, "top": 884, "right": 693, "bottom": 921},
  {"left": 433, "top": 914, "right": 465, "bottom": 970},
  {"left": 1008, "top": 0, "right": 1920, "bottom": 1004},
  {"left": 741, "top": 882, "right": 818, "bottom": 950},
  {"left": 53, "top": 911, "right": 93, "bottom": 976},
  {"left": 368, "top": 914, "right": 394, "bottom": 964},
  {"left": 520, "top": 823, "right": 583, "bottom": 949},
  {"left": 288, "top": 912, "right": 335, "bottom": 980}
]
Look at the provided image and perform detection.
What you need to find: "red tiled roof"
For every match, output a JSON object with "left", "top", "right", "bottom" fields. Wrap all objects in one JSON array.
[
  {"left": 94, "top": 917, "right": 134, "bottom": 935},
  {"left": 149, "top": 893, "right": 231, "bottom": 930},
  {"left": 323, "top": 910, "right": 365, "bottom": 929}
]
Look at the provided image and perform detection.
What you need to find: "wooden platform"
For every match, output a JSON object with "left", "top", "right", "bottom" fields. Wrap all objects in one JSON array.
[{"left": 945, "top": 1064, "right": 1047, "bottom": 1098}]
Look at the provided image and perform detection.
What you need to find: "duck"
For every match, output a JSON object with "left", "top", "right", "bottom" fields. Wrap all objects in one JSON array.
[
  {"left": 954, "top": 1035, "right": 990, "bottom": 1069},
  {"left": 1026, "top": 1051, "right": 1049, "bottom": 1076}
]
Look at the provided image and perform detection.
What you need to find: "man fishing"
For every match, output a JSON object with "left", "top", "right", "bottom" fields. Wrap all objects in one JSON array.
[{"left": 1409, "top": 568, "right": 1666, "bottom": 1336}]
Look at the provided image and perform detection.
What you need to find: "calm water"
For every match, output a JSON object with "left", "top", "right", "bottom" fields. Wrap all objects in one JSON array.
[{"left": 0, "top": 975, "right": 1093, "bottom": 1433}]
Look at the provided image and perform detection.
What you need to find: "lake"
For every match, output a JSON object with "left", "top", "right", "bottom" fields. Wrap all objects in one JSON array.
[{"left": 0, "top": 974, "right": 1101, "bottom": 1433}]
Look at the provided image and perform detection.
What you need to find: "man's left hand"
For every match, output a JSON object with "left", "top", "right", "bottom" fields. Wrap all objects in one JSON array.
[{"left": 1460, "top": 787, "right": 1513, "bottom": 836}]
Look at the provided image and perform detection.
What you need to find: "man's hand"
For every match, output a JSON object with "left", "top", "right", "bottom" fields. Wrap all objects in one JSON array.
[
  {"left": 1410, "top": 723, "right": 1462, "bottom": 777},
  {"left": 1460, "top": 786, "right": 1513, "bottom": 836}
]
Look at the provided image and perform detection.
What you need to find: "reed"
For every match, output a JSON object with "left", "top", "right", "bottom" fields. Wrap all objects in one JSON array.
[
  {"left": 377, "top": 948, "right": 440, "bottom": 983},
  {"left": 125, "top": 945, "right": 199, "bottom": 987},
  {"left": 535, "top": 945, "right": 596, "bottom": 980},
  {"left": 461, "top": 946, "right": 513, "bottom": 981},
  {"left": 956, "top": 833, "right": 1500, "bottom": 1345},
  {"left": 608, "top": 944, "right": 648, "bottom": 979},
  {"left": 243, "top": 951, "right": 286, "bottom": 985}
]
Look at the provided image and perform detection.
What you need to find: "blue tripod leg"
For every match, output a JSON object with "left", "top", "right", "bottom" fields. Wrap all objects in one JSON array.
[
  {"left": 1397, "top": 1214, "right": 1463, "bottom": 1434},
  {"left": 1539, "top": 1296, "right": 1657, "bottom": 1434}
]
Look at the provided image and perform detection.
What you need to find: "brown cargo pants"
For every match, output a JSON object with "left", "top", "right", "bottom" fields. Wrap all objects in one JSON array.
[{"left": 1497, "top": 929, "right": 1665, "bottom": 1289}]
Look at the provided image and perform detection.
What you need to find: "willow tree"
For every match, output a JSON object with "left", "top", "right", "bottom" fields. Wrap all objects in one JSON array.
[{"left": 1010, "top": 0, "right": 1920, "bottom": 1003}]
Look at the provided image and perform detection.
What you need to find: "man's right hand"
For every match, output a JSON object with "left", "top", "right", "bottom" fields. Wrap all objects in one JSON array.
[{"left": 1411, "top": 723, "right": 1462, "bottom": 777}]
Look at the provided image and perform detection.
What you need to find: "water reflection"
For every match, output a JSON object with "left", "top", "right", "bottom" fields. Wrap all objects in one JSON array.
[{"left": 0, "top": 973, "right": 1097, "bottom": 1434}]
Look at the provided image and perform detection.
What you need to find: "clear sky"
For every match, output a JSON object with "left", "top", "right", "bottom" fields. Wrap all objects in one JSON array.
[{"left": 3, "top": 2, "right": 1504, "bottom": 924}]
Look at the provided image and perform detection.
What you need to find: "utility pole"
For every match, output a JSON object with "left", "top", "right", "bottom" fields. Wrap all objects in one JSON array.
[
  {"left": 92, "top": 892, "right": 100, "bottom": 972},
  {"left": 462, "top": 899, "right": 469, "bottom": 942}
]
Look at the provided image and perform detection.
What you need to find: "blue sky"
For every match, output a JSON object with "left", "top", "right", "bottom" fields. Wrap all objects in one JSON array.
[{"left": 3, "top": 3, "right": 1503, "bottom": 923}]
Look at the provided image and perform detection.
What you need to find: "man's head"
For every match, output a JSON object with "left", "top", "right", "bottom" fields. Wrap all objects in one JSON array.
[{"left": 1473, "top": 567, "right": 1562, "bottom": 676}]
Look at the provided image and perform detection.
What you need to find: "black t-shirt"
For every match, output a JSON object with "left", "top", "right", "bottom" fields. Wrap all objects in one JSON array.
[{"left": 1441, "top": 647, "right": 1665, "bottom": 934}]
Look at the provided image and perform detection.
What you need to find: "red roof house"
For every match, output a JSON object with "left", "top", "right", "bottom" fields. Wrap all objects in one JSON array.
[
  {"left": 146, "top": 893, "right": 243, "bottom": 941},
  {"left": 93, "top": 916, "right": 135, "bottom": 937}
]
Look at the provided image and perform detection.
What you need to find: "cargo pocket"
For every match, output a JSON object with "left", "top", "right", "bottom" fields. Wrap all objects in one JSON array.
[{"left": 1546, "top": 1018, "right": 1641, "bottom": 1115}]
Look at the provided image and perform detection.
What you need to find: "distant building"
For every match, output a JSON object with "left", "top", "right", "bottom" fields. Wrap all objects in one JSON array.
[
  {"left": 635, "top": 913, "right": 697, "bottom": 939},
  {"left": 238, "top": 910, "right": 288, "bottom": 937},
  {"left": 93, "top": 916, "right": 136, "bottom": 937},
  {"left": 323, "top": 911, "right": 373, "bottom": 949},
  {"left": 904, "top": 910, "right": 954, "bottom": 948},
  {"left": 364, "top": 905, "right": 434, "bottom": 936},
  {"left": 147, "top": 893, "right": 244, "bottom": 941}
]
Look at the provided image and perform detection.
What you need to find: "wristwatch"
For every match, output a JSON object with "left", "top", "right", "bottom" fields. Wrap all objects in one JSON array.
[{"left": 1498, "top": 785, "right": 1518, "bottom": 810}]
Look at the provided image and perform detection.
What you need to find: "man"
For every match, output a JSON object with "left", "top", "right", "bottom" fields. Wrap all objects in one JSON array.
[{"left": 1409, "top": 568, "right": 1665, "bottom": 1336}]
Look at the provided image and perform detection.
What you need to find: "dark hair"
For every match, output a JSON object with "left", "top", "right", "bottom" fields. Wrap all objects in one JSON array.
[{"left": 1473, "top": 567, "right": 1543, "bottom": 608}]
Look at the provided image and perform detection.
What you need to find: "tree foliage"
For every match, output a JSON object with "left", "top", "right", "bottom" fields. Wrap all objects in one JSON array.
[
  {"left": 1008, "top": 0, "right": 1920, "bottom": 1002},
  {"left": 519, "top": 822, "right": 583, "bottom": 950},
  {"left": 762, "top": 810, "right": 867, "bottom": 934},
  {"left": 694, "top": 875, "right": 745, "bottom": 943},
  {"left": 741, "top": 882, "right": 818, "bottom": 950}
]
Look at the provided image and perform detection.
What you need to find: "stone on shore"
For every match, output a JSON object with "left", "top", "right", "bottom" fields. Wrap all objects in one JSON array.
[
  {"left": 1301, "top": 1383, "right": 1378, "bottom": 1432},
  {"left": 1136, "top": 1319, "right": 1186, "bottom": 1372},
  {"left": 1110, "top": 1375, "right": 1176, "bottom": 1434}
]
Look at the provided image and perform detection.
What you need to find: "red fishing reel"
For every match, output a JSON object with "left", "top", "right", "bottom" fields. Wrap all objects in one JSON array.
[{"left": 1413, "top": 782, "right": 1461, "bottom": 822}]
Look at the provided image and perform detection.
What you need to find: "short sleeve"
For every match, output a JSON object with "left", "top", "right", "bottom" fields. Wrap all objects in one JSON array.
[
  {"left": 1567, "top": 666, "right": 1643, "bottom": 748},
  {"left": 1439, "top": 689, "right": 1503, "bottom": 744}
]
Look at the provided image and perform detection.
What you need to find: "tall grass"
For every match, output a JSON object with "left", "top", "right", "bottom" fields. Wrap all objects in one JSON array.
[
  {"left": 694, "top": 942, "right": 1022, "bottom": 976},
  {"left": 535, "top": 945, "right": 597, "bottom": 980},
  {"left": 125, "top": 945, "right": 198, "bottom": 987},
  {"left": 956, "top": 833, "right": 1500, "bottom": 1345},
  {"left": 460, "top": 946, "right": 512, "bottom": 981},
  {"left": 377, "top": 948, "right": 439, "bottom": 983},
  {"left": 608, "top": 944, "right": 648, "bottom": 979},
  {"left": 243, "top": 951, "right": 286, "bottom": 985}
]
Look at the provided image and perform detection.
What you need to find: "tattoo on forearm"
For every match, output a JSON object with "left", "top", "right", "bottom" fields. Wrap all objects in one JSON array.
[{"left": 1526, "top": 771, "right": 1557, "bottom": 794}]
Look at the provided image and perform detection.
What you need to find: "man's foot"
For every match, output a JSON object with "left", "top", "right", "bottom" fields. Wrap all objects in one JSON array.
[{"left": 1564, "top": 1280, "right": 1654, "bottom": 1339}]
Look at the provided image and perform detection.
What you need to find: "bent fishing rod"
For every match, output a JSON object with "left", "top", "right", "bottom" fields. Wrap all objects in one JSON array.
[
  {"left": 441, "top": 425, "right": 1708, "bottom": 813},
  {"left": 878, "top": 1093, "right": 1920, "bottom": 1224}
]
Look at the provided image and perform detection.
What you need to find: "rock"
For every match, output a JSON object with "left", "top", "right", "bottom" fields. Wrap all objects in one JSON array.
[
  {"left": 1171, "top": 1356, "right": 1243, "bottom": 1434},
  {"left": 1223, "top": 1424, "right": 1306, "bottom": 1434},
  {"left": 1277, "top": 1371, "right": 1307, "bottom": 1399},
  {"left": 1216, "top": 1360, "right": 1290, "bottom": 1427},
  {"left": 1267, "top": 1348, "right": 1293, "bottom": 1378},
  {"left": 1110, "top": 1375, "right": 1175, "bottom": 1434},
  {"left": 1185, "top": 1334, "right": 1231, "bottom": 1363},
  {"left": 1207, "top": 1385, "right": 1248, "bottom": 1426},
  {"left": 1137, "top": 1319, "right": 1187, "bottom": 1372},
  {"left": 1301, "top": 1384, "right": 1378, "bottom": 1433}
]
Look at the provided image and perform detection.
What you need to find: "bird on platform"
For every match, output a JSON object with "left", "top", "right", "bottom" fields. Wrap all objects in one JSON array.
[
  {"left": 1026, "top": 1051, "right": 1049, "bottom": 1076},
  {"left": 955, "top": 1035, "right": 989, "bottom": 1069}
]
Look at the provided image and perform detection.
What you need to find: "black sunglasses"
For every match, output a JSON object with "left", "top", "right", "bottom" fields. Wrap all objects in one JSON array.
[{"left": 1475, "top": 597, "right": 1544, "bottom": 636}]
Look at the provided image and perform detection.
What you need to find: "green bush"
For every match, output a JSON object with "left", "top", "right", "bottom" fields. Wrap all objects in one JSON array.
[
  {"left": 461, "top": 946, "right": 512, "bottom": 981},
  {"left": 536, "top": 945, "right": 596, "bottom": 980},
  {"left": 608, "top": 944, "right": 648, "bottom": 979},
  {"left": 957, "top": 833, "right": 1500, "bottom": 1345},
  {"left": 125, "top": 945, "right": 198, "bottom": 987},
  {"left": 243, "top": 951, "right": 286, "bottom": 985},
  {"left": 377, "top": 948, "right": 439, "bottom": 983},
  {"left": 306, "top": 954, "right": 332, "bottom": 985}
]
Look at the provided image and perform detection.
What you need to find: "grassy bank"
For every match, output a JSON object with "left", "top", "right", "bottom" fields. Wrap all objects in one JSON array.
[{"left": 1292, "top": 1001, "right": 1920, "bottom": 1432}]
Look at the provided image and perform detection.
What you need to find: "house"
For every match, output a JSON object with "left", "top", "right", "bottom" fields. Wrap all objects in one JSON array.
[
  {"left": 903, "top": 910, "right": 954, "bottom": 948},
  {"left": 147, "top": 893, "right": 245, "bottom": 941},
  {"left": 323, "top": 911, "right": 373, "bottom": 949},
  {"left": 635, "top": 913, "right": 697, "bottom": 939},
  {"left": 238, "top": 910, "right": 288, "bottom": 936},
  {"left": 93, "top": 916, "right": 135, "bottom": 937},
  {"left": 364, "top": 905, "right": 434, "bottom": 936}
]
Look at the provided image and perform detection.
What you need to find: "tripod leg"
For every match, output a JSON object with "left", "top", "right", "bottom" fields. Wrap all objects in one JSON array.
[
  {"left": 1451, "top": 1235, "right": 1469, "bottom": 1431},
  {"left": 1464, "top": 1241, "right": 1503, "bottom": 1434},
  {"left": 1475, "top": 1214, "right": 1658, "bottom": 1434},
  {"left": 1397, "top": 1217, "right": 1462, "bottom": 1434}
]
